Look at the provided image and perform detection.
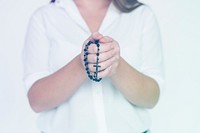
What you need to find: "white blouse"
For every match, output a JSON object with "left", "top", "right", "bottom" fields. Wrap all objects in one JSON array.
[{"left": 23, "top": 0, "right": 164, "bottom": 133}]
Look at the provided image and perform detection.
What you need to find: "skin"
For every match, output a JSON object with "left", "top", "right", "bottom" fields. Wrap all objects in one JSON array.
[{"left": 28, "top": 0, "right": 160, "bottom": 113}]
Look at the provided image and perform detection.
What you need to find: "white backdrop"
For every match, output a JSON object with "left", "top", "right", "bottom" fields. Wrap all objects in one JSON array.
[{"left": 0, "top": 0, "right": 200, "bottom": 133}]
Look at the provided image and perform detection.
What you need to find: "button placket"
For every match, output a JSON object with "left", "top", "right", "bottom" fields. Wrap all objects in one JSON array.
[{"left": 92, "top": 82, "right": 108, "bottom": 133}]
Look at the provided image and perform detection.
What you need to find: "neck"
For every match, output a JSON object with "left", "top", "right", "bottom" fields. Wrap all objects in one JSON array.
[{"left": 74, "top": 0, "right": 111, "bottom": 10}]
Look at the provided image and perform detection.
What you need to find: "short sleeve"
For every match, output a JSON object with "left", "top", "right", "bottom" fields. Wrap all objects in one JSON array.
[
  {"left": 22, "top": 10, "right": 51, "bottom": 94},
  {"left": 140, "top": 6, "right": 165, "bottom": 95}
]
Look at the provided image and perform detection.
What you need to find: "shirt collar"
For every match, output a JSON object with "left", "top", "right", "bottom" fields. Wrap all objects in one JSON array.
[{"left": 54, "top": 0, "right": 121, "bottom": 34}]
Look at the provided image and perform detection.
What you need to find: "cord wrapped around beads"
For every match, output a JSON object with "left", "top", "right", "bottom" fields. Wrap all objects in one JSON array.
[{"left": 83, "top": 40, "right": 102, "bottom": 82}]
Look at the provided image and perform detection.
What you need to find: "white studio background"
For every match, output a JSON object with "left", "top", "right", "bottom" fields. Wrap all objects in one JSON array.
[{"left": 0, "top": 0, "right": 199, "bottom": 133}]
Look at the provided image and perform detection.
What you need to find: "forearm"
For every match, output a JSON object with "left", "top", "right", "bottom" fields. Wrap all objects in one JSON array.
[
  {"left": 110, "top": 57, "right": 160, "bottom": 108},
  {"left": 28, "top": 54, "right": 87, "bottom": 113}
]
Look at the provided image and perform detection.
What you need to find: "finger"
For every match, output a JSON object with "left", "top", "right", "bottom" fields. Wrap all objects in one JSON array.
[
  {"left": 99, "top": 42, "right": 114, "bottom": 53},
  {"left": 87, "top": 48, "right": 114, "bottom": 63},
  {"left": 98, "top": 49, "right": 115, "bottom": 62},
  {"left": 88, "top": 63, "right": 102, "bottom": 72},
  {"left": 83, "top": 32, "right": 103, "bottom": 46},
  {"left": 88, "top": 71, "right": 95, "bottom": 77},
  {"left": 87, "top": 42, "right": 114, "bottom": 54},
  {"left": 83, "top": 33, "right": 103, "bottom": 54},
  {"left": 87, "top": 43, "right": 99, "bottom": 54},
  {"left": 98, "top": 66, "right": 112, "bottom": 78},
  {"left": 98, "top": 56, "right": 116, "bottom": 70},
  {"left": 83, "top": 36, "right": 93, "bottom": 46},
  {"left": 86, "top": 53, "right": 97, "bottom": 64},
  {"left": 99, "top": 36, "right": 113, "bottom": 43},
  {"left": 91, "top": 32, "right": 104, "bottom": 41},
  {"left": 88, "top": 56, "right": 116, "bottom": 72}
]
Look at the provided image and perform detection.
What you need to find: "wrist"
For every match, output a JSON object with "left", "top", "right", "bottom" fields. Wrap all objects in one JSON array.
[{"left": 75, "top": 54, "right": 88, "bottom": 80}]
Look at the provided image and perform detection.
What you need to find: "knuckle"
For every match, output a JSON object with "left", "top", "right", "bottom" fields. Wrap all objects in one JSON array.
[
  {"left": 88, "top": 46, "right": 92, "bottom": 53},
  {"left": 99, "top": 53, "right": 104, "bottom": 61},
  {"left": 100, "top": 63, "right": 105, "bottom": 70},
  {"left": 105, "top": 36, "right": 112, "bottom": 41},
  {"left": 89, "top": 55, "right": 95, "bottom": 63},
  {"left": 114, "top": 56, "right": 118, "bottom": 60},
  {"left": 93, "top": 46, "right": 97, "bottom": 53},
  {"left": 88, "top": 64, "right": 91, "bottom": 70},
  {"left": 106, "top": 68, "right": 111, "bottom": 75},
  {"left": 111, "top": 50, "right": 115, "bottom": 56},
  {"left": 88, "top": 45, "right": 94, "bottom": 53},
  {"left": 88, "top": 55, "right": 93, "bottom": 63},
  {"left": 110, "top": 44, "right": 114, "bottom": 49},
  {"left": 91, "top": 67, "right": 95, "bottom": 72},
  {"left": 117, "top": 46, "right": 120, "bottom": 52},
  {"left": 83, "top": 40, "right": 88, "bottom": 45},
  {"left": 88, "top": 65, "right": 91, "bottom": 71},
  {"left": 113, "top": 56, "right": 117, "bottom": 62},
  {"left": 116, "top": 54, "right": 119, "bottom": 59},
  {"left": 87, "top": 55, "right": 91, "bottom": 62},
  {"left": 93, "top": 55, "right": 97, "bottom": 62},
  {"left": 89, "top": 64, "right": 95, "bottom": 72}
]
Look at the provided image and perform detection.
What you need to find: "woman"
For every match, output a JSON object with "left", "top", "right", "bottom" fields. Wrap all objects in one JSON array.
[{"left": 23, "top": 0, "right": 164, "bottom": 132}]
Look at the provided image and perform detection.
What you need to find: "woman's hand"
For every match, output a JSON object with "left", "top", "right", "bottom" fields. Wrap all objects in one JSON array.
[{"left": 81, "top": 32, "right": 120, "bottom": 78}]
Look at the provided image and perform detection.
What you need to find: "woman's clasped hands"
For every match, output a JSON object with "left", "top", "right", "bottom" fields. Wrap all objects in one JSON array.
[{"left": 81, "top": 32, "right": 121, "bottom": 79}]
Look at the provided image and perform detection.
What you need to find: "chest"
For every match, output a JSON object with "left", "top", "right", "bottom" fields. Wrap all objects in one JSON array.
[{"left": 77, "top": 7, "right": 108, "bottom": 33}]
